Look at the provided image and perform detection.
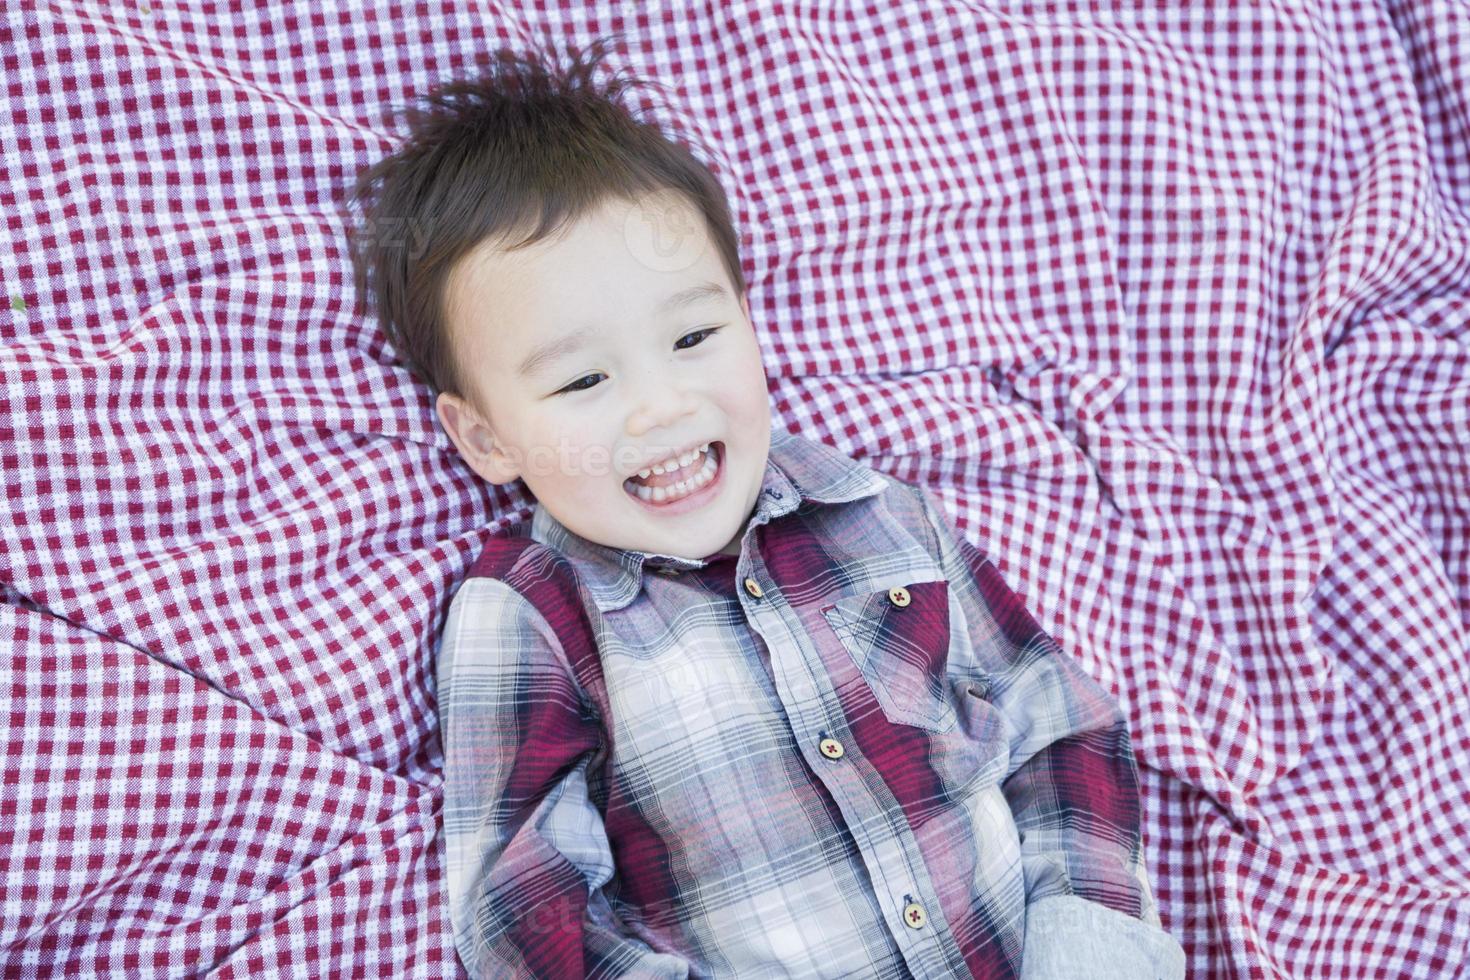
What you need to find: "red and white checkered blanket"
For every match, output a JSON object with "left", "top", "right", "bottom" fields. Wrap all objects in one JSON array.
[{"left": 3, "top": 3, "right": 1467, "bottom": 976}]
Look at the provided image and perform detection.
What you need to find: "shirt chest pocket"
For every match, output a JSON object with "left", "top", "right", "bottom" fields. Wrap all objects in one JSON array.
[{"left": 821, "top": 579, "right": 959, "bottom": 734}]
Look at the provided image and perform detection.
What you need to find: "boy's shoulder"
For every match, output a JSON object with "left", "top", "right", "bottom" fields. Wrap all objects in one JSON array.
[
  {"left": 460, "top": 520, "right": 591, "bottom": 618},
  {"left": 439, "top": 524, "right": 612, "bottom": 731},
  {"left": 464, "top": 519, "right": 541, "bottom": 581}
]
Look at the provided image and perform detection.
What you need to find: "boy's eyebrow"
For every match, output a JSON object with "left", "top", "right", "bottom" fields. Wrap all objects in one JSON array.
[
  {"left": 517, "top": 325, "right": 599, "bottom": 379},
  {"left": 516, "top": 281, "right": 728, "bottom": 378},
  {"left": 657, "top": 280, "right": 727, "bottom": 315}
]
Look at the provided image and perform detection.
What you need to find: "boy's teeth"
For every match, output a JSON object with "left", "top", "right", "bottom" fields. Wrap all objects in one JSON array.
[
  {"left": 636, "top": 443, "right": 709, "bottom": 481},
  {"left": 627, "top": 442, "right": 719, "bottom": 502}
]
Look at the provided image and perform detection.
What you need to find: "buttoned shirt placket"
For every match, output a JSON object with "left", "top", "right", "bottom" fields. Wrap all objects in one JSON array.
[{"left": 732, "top": 476, "right": 968, "bottom": 980}]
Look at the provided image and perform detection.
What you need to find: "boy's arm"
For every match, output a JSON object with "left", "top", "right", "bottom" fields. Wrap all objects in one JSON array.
[
  {"left": 438, "top": 574, "right": 690, "bottom": 980},
  {"left": 909, "top": 485, "right": 1185, "bottom": 979}
]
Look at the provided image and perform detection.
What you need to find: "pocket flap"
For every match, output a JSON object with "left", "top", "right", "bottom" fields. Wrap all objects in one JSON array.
[{"left": 822, "top": 578, "right": 956, "bottom": 732}]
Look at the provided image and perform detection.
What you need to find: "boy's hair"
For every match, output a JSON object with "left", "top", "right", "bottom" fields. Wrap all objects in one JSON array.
[{"left": 346, "top": 36, "right": 747, "bottom": 409}]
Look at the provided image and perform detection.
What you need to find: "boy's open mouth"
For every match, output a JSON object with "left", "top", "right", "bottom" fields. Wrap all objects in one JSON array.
[{"left": 624, "top": 441, "right": 723, "bottom": 505}]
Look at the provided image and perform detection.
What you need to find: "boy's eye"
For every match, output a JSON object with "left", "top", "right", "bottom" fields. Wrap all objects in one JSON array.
[
  {"left": 556, "top": 373, "right": 604, "bottom": 395},
  {"left": 553, "top": 327, "right": 724, "bottom": 396},
  {"left": 674, "top": 326, "right": 722, "bottom": 350}
]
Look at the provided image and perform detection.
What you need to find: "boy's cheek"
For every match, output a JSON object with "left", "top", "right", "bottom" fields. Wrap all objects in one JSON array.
[{"left": 494, "top": 440, "right": 643, "bottom": 480}]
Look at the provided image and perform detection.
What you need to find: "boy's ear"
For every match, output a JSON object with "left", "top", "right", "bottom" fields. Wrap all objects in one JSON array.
[{"left": 436, "top": 391, "right": 520, "bottom": 485}]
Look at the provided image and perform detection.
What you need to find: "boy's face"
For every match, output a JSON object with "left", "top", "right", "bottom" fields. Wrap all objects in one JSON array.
[{"left": 436, "top": 191, "right": 772, "bottom": 561}]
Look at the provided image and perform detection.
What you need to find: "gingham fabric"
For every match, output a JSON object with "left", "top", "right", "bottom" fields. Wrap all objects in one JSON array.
[
  {"left": 438, "top": 423, "right": 1186, "bottom": 978},
  {"left": 1, "top": 2, "right": 1466, "bottom": 977}
]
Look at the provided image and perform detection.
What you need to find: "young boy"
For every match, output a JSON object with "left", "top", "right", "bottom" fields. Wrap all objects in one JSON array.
[{"left": 350, "top": 38, "right": 1186, "bottom": 980}]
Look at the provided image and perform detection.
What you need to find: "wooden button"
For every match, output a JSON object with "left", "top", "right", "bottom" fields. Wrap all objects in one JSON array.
[
  {"left": 902, "top": 901, "right": 927, "bottom": 929},
  {"left": 744, "top": 577, "right": 764, "bottom": 598},
  {"left": 888, "top": 586, "right": 911, "bottom": 607},
  {"left": 818, "top": 737, "right": 845, "bottom": 760}
]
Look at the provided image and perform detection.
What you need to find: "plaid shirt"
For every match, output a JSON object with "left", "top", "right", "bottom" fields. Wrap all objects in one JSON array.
[{"left": 438, "top": 424, "right": 1184, "bottom": 979}]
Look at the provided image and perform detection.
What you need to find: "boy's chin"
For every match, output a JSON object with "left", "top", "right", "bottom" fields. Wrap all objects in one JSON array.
[{"left": 627, "top": 527, "right": 739, "bottom": 561}]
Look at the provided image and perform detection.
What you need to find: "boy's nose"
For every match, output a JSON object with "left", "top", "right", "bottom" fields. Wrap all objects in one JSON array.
[{"left": 625, "top": 380, "right": 699, "bottom": 437}]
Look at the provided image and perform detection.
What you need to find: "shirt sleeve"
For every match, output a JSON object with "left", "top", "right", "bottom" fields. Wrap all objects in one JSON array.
[
  {"left": 908, "top": 485, "right": 1186, "bottom": 980},
  {"left": 437, "top": 574, "right": 692, "bottom": 980}
]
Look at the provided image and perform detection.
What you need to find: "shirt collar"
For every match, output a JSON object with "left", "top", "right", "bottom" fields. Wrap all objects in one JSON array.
[{"left": 529, "top": 423, "right": 888, "bottom": 612}]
